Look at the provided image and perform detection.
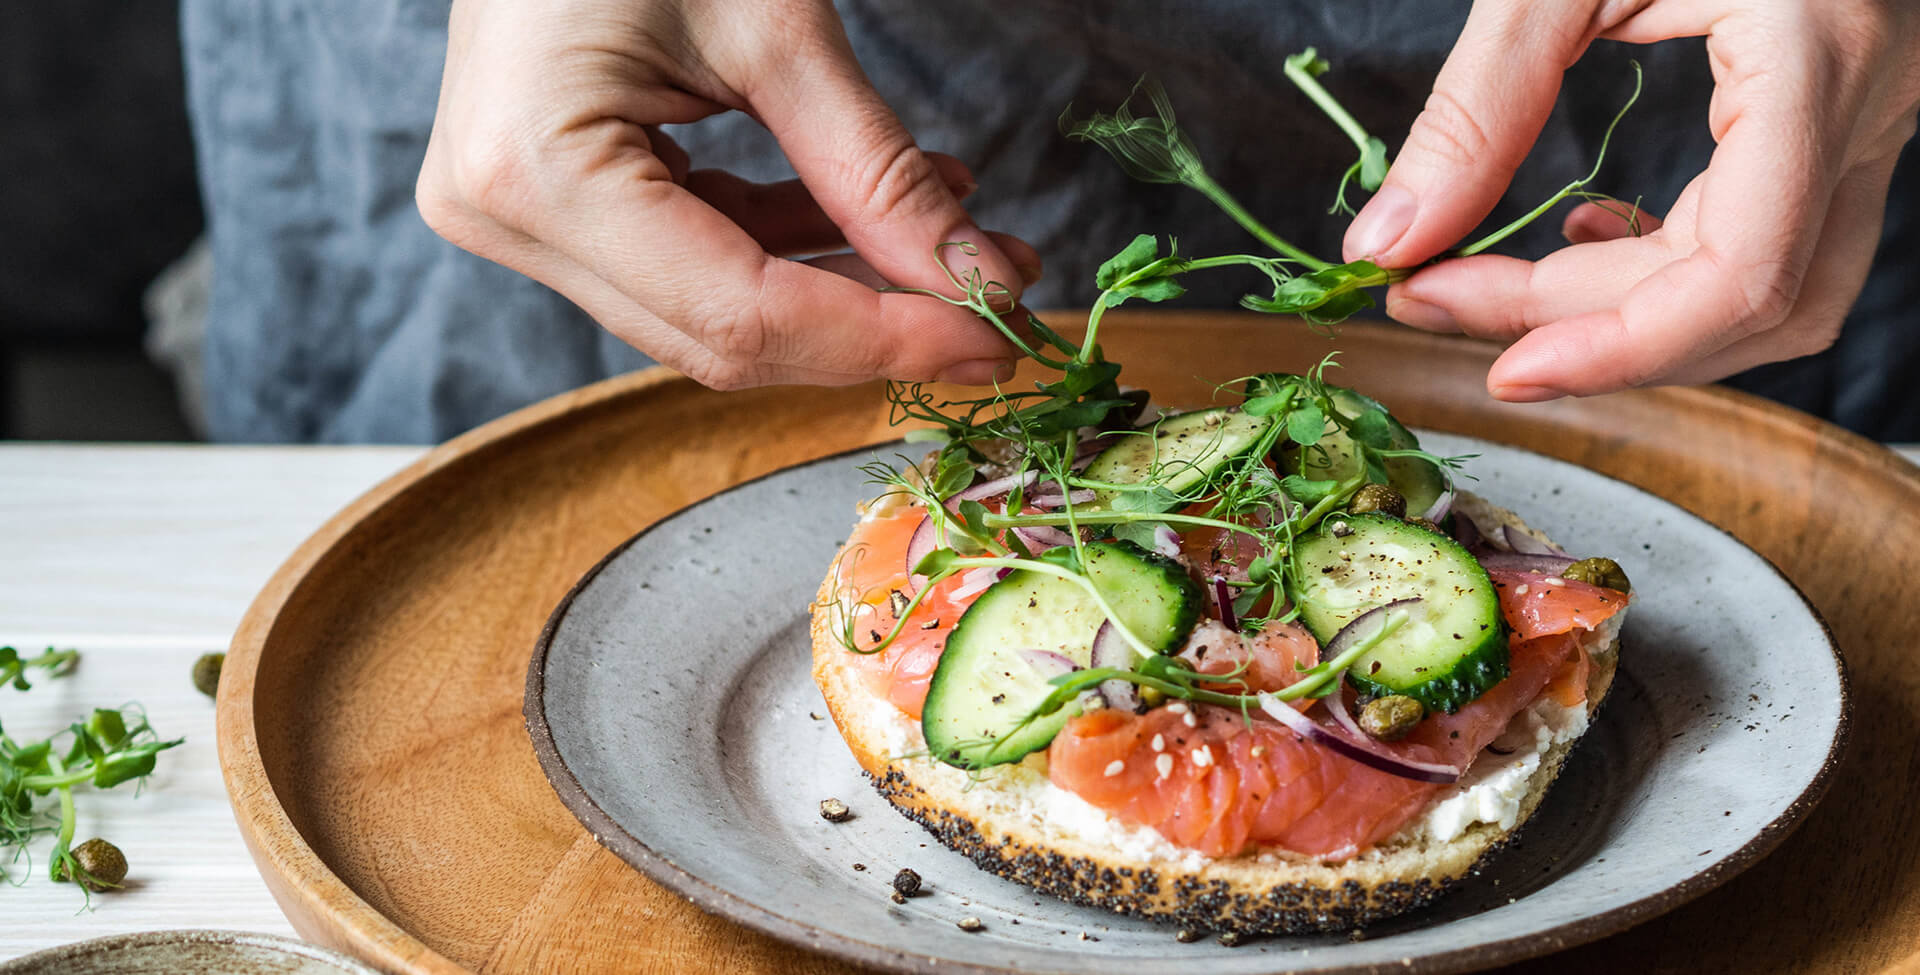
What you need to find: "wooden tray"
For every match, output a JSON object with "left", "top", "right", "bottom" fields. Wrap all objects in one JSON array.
[{"left": 218, "top": 314, "right": 1920, "bottom": 974}]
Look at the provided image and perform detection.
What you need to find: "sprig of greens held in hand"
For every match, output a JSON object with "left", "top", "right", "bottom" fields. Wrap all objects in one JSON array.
[
  {"left": 1060, "top": 51, "right": 1644, "bottom": 325},
  {"left": 840, "top": 49, "right": 1642, "bottom": 767},
  {"left": 1, "top": 648, "right": 183, "bottom": 902}
]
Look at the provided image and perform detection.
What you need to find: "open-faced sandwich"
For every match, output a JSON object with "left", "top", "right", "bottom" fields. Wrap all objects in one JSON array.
[
  {"left": 809, "top": 61, "right": 1640, "bottom": 935},
  {"left": 810, "top": 362, "right": 1635, "bottom": 932},
  {"left": 812, "top": 365, "right": 1632, "bottom": 933}
]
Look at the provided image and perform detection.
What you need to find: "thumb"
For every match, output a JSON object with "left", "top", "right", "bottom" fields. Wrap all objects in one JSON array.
[
  {"left": 1343, "top": 1, "right": 1597, "bottom": 267},
  {"left": 745, "top": 26, "right": 1032, "bottom": 305}
]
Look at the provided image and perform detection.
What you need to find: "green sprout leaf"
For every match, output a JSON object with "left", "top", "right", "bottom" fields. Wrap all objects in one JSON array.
[
  {"left": 1096, "top": 234, "right": 1161, "bottom": 288},
  {"left": 1286, "top": 400, "right": 1328, "bottom": 446}
]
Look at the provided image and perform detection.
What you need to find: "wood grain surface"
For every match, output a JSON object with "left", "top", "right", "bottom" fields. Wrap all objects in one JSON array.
[{"left": 218, "top": 314, "right": 1920, "bottom": 974}]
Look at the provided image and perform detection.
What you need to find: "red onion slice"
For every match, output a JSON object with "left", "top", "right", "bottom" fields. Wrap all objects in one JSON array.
[
  {"left": 1029, "top": 488, "right": 1098, "bottom": 509},
  {"left": 953, "top": 469, "right": 1038, "bottom": 502},
  {"left": 1151, "top": 525, "right": 1182, "bottom": 558},
  {"left": 905, "top": 515, "right": 936, "bottom": 584},
  {"left": 1324, "top": 687, "right": 1466, "bottom": 781},
  {"left": 951, "top": 565, "right": 1012, "bottom": 600},
  {"left": 1503, "top": 524, "right": 1569, "bottom": 558},
  {"left": 1451, "top": 511, "right": 1484, "bottom": 551},
  {"left": 1212, "top": 576, "right": 1239, "bottom": 631},
  {"left": 1473, "top": 551, "right": 1577, "bottom": 574},
  {"left": 1421, "top": 489, "right": 1454, "bottom": 524},
  {"left": 1257, "top": 694, "right": 1461, "bottom": 784},
  {"left": 1018, "top": 648, "right": 1081, "bottom": 677},
  {"left": 1074, "top": 433, "right": 1123, "bottom": 462},
  {"left": 1089, "top": 621, "right": 1138, "bottom": 711},
  {"left": 1011, "top": 524, "right": 1073, "bottom": 554},
  {"left": 1321, "top": 597, "right": 1423, "bottom": 659}
]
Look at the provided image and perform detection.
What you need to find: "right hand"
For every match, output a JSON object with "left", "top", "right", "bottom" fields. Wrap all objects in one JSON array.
[{"left": 416, "top": 0, "right": 1040, "bottom": 389}]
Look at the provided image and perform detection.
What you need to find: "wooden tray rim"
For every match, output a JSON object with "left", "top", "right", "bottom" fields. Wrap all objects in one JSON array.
[{"left": 215, "top": 331, "right": 1919, "bottom": 972}]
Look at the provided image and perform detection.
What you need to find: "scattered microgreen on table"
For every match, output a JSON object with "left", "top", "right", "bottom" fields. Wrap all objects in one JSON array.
[{"left": 0, "top": 649, "right": 182, "bottom": 903}]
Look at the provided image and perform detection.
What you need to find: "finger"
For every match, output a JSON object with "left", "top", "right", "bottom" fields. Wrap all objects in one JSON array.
[
  {"left": 646, "top": 125, "right": 691, "bottom": 184},
  {"left": 1484, "top": 23, "right": 1848, "bottom": 399},
  {"left": 514, "top": 140, "right": 1019, "bottom": 387},
  {"left": 684, "top": 151, "right": 985, "bottom": 258},
  {"left": 471, "top": 237, "right": 897, "bottom": 387},
  {"left": 1343, "top": 0, "right": 1601, "bottom": 266},
  {"left": 739, "top": 19, "right": 1032, "bottom": 306},
  {"left": 1657, "top": 155, "right": 1897, "bottom": 386},
  {"left": 1562, "top": 200, "right": 1665, "bottom": 244},
  {"left": 1384, "top": 204, "right": 1679, "bottom": 341}
]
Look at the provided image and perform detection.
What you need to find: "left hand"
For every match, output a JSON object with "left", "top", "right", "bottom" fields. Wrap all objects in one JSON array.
[{"left": 1341, "top": 0, "right": 1920, "bottom": 401}]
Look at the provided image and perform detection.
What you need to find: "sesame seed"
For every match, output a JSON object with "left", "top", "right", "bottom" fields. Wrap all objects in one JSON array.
[
  {"left": 1166, "top": 701, "right": 1189, "bottom": 714},
  {"left": 957, "top": 917, "right": 985, "bottom": 933},
  {"left": 1251, "top": 745, "right": 1267, "bottom": 758},
  {"left": 1155, "top": 754, "right": 1174, "bottom": 779},
  {"left": 1513, "top": 584, "right": 1529, "bottom": 595},
  {"left": 1104, "top": 760, "right": 1126, "bottom": 777},
  {"left": 1547, "top": 577, "right": 1566, "bottom": 586},
  {"left": 1183, "top": 711, "right": 1198, "bottom": 728},
  {"left": 1191, "top": 746, "right": 1214, "bottom": 767},
  {"left": 1151, "top": 734, "right": 1165, "bottom": 752}
]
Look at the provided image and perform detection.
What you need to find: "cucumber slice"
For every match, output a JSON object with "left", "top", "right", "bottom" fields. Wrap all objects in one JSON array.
[
  {"left": 921, "top": 541, "right": 1201, "bottom": 769},
  {"left": 1286, "top": 513, "right": 1507, "bottom": 713},
  {"left": 1283, "top": 386, "right": 1447, "bottom": 518},
  {"left": 1081, "top": 407, "right": 1273, "bottom": 511}
]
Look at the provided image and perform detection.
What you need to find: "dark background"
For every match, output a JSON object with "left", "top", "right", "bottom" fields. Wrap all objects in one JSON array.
[{"left": 1, "top": 3, "right": 199, "bottom": 440}]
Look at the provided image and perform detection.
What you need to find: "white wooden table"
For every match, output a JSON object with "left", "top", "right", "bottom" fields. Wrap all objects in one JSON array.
[
  {"left": 2, "top": 440, "right": 1916, "bottom": 964},
  {"left": 0, "top": 445, "right": 422, "bottom": 961}
]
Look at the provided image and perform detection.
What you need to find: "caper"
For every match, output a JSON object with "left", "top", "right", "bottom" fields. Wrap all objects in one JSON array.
[
  {"left": 191, "top": 652, "right": 225, "bottom": 698},
  {"left": 1138, "top": 686, "right": 1167, "bottom": 709},
  {"left": 1358, "top": 695, "right": 1425, "bottom": 741},
  {"left": 59, "top": 838, "right": 127, "bottom": 892},
  {"left": 1349, "top": 484, "right": 1407, "bottom": 519},
  {"left": 1563, "top": 557, "right": 1631, "bottom": 593},
  {"left": 891, "top": 867, "right": 923, "bottom": 896}
]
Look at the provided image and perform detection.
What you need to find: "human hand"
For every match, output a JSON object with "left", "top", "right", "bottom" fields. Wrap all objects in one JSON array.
[
  {"left": 1341, "top": 0, "right": 1920, "bottom": 400},
  {"left": 416, "top": 0, "right": 1039, "bottom": 389}
]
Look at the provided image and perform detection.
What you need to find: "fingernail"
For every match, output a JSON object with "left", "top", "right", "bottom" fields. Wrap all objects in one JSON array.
[
  {"left": 948, "top": 179, "right": 979, "bottom": 200},
  {"left": 1490, "top": 384, "right": 1565, "bottom": 403},
  {"left": 1386, "top": 298, "right": 1457, "bottom": 333},
  {"left": 937, "top": 358, "right": 1017, "bottom": 385},
  {"left": 1344, "top": 184, "right": 1417, "bottom": 262},
  {"left": 1015, "top": 262, "right": 1043, "bottom": 287}
]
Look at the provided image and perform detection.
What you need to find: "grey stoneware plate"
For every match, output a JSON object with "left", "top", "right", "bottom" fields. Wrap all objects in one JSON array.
[
  {"left": 525, "top": 434, "right": 1848, "bottom": 975},
  {"left": 0, "top": 930, "right": 381, "bottom": 974}
]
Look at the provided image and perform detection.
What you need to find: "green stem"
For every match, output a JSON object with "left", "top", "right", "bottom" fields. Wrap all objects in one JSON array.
[
  {"left": 981, "top": 509, "right": 1266, "bottom": 542},
  {"left": 1283, "top": 57, "right": 1374, "bottom": 156},
  {"left": 1458, "top": 61, "right": 1642, "bottom": 257},
  {"left": 1192, "top": 176, "right": 1331, "bottom": 271},
  {"left": 45, "top": 754, "right": 75, "bottom": 883}
]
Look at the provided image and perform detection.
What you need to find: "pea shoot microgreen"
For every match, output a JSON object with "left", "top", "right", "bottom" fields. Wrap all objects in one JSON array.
[
  {"left": 1064, "top": 55, "right": 1646, "bottom": 326},
  {"left": 0, "top": 650, "right": 182, "bottom": 904},
  {"left": 835, "top": 51, "right": 1630, "bottom": 766},
  {"left": 1, "top": 646, "right": 79, "bottom": 692}
]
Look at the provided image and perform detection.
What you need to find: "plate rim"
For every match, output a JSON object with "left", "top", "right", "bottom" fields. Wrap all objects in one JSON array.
[{"left": 524, "top": 436, "right": 1851, "bottom": 975}]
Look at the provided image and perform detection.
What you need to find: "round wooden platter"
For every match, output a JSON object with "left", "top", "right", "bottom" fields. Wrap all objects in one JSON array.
[{"left": 220, "top": 312, "right": 1920, "bottom": 974}]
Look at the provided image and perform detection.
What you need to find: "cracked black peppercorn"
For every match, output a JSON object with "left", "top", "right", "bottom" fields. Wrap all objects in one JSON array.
[{"left": 891, "top": 868, "right": 922, "bottom": 896}]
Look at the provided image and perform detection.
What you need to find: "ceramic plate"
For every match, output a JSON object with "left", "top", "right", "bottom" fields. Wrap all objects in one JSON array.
[
  {"left": 0, "top": 930, "right": 382, "bottom": 974},
  {"left": 525, "top": 435, "right": 1847, "bottom": 974}
]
